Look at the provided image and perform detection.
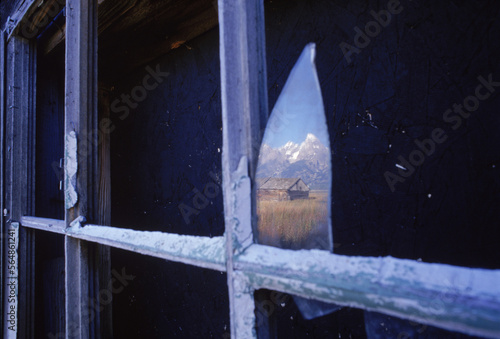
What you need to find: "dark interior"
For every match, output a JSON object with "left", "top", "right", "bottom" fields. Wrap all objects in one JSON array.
[
  {"left": 27, "top": 0, "right": 500, "bottom": 337},
  {"left": 34, "top": 30, "right": 66, "bottom": 337}
]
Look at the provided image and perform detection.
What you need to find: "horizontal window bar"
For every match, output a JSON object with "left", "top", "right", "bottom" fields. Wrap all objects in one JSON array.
[
  {"left": 21, "top": 216, "right": 66, "bottom": 234},
  {"left": 235, "top": 244, "right": 500, "bottom": 339},
  {"left": 20, "top": 216, "right": 226, "bottom": 272},
  {"left": 22, "top": 216, "right": 500, "bottom": 337}
]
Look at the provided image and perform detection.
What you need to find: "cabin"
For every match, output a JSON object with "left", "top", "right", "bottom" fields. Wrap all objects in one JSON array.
[
  {"left": 1, "top": 0, "right": 500, "bottom": 338},
  {"left": 257, "top": 177, "right": 310, "bottom": 201}
]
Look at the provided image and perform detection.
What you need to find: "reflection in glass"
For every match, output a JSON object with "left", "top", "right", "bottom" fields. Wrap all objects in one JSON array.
[
  {"left": 256, "top": 44, "right": 338, "bottom": 319},
  {"left": 256, "top": 43, "right": 332, "bottom": 252},
  {"left": 256, "top": 289, "right": 478, "bottom": 338}
]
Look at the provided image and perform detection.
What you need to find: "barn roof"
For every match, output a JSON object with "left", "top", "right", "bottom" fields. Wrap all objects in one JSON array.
[{"left": 257, "top": 177, "right": 308, "bottom": 190}]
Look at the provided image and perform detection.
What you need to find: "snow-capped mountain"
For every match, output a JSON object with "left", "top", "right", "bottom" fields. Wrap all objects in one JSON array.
[{"left": 257, "top": 133, "right": 330, "bottom": 190}]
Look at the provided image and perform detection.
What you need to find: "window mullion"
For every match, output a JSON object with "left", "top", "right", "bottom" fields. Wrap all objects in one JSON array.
[
  {"left": 64, "top": 0, "right": 99, "bottom": 337},
  {"left": 218, "top": 0, "right": 268, "bottom": 337},
  {"left": 0, "top": 28, "right": 5, "bottom": 336},
  {"left": 20, "top": 216, "right": 227, "bottom": 271},
  {"left": 21, "top": 216, "right": 66, "bottom": 234},
  {"left": 3, "top": 34, "right": 36, "bottom": 339},
  {"left": 235, "top": 244, "right": 500, "bottom": 339}
]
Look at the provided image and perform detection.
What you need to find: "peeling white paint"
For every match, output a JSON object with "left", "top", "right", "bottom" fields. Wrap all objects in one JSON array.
[
  {"left": 69, "top": 215, "right": 86, "bottom": 229},
  {"left": 235, "top": 244, "right": 500, "bottom": 338},
  {"left": 65, "top": 131, "right": 78, "bottom": 209},
  {"left": 230, "top": 156, "right": 253, "bottom": 254},
  {"left": 68, "top": 224, "right": 226, "bottom": 271},
  {"left": 232, "top": 272, "right": 257, "bottom": 339},
  {"left": 18, "top": 212, "right": 500, "bottom": 338}
]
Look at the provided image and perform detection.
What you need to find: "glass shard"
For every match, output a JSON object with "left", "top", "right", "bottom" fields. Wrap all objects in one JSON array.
[
  {"left": 256, "top": 43, "right": 332, "bottom": 252},
  {"left": 256, "top": 44, "right": 339, "bottom": 319}
]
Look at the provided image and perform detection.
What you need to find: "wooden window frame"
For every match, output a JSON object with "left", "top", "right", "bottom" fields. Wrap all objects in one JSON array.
[{"left": 2, "top": 0, "right": 500, "bottom": 338}]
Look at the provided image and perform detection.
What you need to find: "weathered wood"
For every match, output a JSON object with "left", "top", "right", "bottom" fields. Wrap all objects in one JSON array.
[
  {"left": 64, "top": 236, "right": 90, "bottom": 338},
  {"left": 24, "top": 0, "right": 64, "bottom": 35},
  {"left": 6, "top": 0, "right": 220, "bottom": 79},
  {"left": 0, "top": 28, "right": 5, "bottom": 331},
  {"left": 21, "top": 216, "right": 227, "bottom": 270},
  {"left": 98, "top": 0, "right": 219, "bottom": 80},
  {"left": 21, "top": 216, "right": 66, "bottom": 234},
  {"left": 39, "top": 22, "right": 65, "bottom": 56},
  {"left": 97, "top": 0, "right": 138, "bottom": 35},
  {"left": 64, "top": 0, "right": 99, "bottom": 337},
  {"left": 3, "top": 34, "right": 37, "bottom": 339},
  {"left": 4, "top": 0, "right": 66, "bottom": 41},
  {"left": 2, "top": 0, "right": 37, "bottom": 37},
  {"left": 71, "top": 224, "right": 226, "bottom": 271},
  {"left": 236, "top": 244, "right": 500, "bottom": 339},
  {"left": 218, "top": 0, "right": 268, "bottom": 336},
  {"left": 65, "top": 0, "right": 98, "bottom": 221},
  {"left": 21, "top": 216, "right": 227, "bottom": 271}
]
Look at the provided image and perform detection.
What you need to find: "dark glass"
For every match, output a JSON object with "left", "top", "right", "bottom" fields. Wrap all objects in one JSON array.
[
  {"left": 34, "top": 231, "right": 65, "bottom": 338},
  {"left": 111, "top": 247, "right": 229, "bottom": 338},
  {"left": 264, "top": 0, "right": 500, "bottom": 269},
  {"left": 256, "top": 289, "right": 483, "bottom": 339},
  {"left": 103, "top": 17, "right": 224, "bottom": 236},
  {"left": 35, "top": 23, "right": 65, "bottom": 220}
]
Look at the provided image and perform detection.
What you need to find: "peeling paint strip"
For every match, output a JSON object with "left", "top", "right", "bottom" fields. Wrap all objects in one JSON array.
[
  {"left": 232, "top": 272, "right": 257, "bottom": 338},
  {"left": 236, "top": 244, "right": 500, "bottom": 338},
  {"left": 230, "top": 156, "right": 253, "bottom": 254},
  {"left": 20, "top": 216, "right": 226, "bottom": 271},
  {"left": 69, "top": 215, "right": 86, "bottom": 229},
  {"left": 65, "top": 131, "right": 78, "bottom": 209},
  {"left": 67, "top": 224, "right": 227, "bottom": 272},
  {"left": 20, "top": 216, "right": 66, "bottom": 234}
]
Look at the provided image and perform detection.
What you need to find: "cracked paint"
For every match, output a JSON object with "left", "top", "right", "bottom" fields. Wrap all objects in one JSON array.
[
  {"left": 65, "top": 131, "right": 78, "bottom": 209},
  {"left": 68, "top": 224, "right": 226, "bottom": 271}
]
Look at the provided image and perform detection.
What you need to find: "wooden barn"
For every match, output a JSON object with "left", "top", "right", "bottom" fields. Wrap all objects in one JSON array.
[{"left": 257, "top": 178, "right": 310, "bottom": 201}]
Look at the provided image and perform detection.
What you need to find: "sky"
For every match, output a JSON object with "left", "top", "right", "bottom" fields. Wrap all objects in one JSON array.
[{"left": 261, "top": 44, "right": 330, "bottom": 149}]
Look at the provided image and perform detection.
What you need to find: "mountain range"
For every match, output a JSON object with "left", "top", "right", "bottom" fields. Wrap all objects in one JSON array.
[{"left": 256, "top": 133, "right": 330, "bottom": 190}]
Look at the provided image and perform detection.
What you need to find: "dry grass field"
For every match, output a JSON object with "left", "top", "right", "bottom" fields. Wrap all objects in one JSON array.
[{"left": 257, "top": 191, "right": 329, "bottom": 249}]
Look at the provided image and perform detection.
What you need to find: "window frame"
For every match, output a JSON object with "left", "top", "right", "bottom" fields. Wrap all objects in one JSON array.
[{"left": 2, "top": 0, "right": 500, "bottom": 338}]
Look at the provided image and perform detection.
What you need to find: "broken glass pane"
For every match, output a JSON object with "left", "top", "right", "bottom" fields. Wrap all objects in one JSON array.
[
  {"left": 256, "top": 43, "right": 332, "bottom": 252},
  {"left": 256, "top": 44, "right": 339, "bottom": 319}
]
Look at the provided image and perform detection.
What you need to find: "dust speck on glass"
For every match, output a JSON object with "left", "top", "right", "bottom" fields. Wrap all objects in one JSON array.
[{"left": 256, "top": 44, "right": 340, "bottom": 319}]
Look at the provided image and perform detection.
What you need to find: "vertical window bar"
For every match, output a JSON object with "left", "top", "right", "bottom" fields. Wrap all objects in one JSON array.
[
  {"left": 218, "top": 0, "right": 268, "bottom": 337},
  {"left": 64, "top": 0, "right": 100, "bottom": 337},
  {"left": 3, "top": 35, "right": 37, "bottom": 339},
  {"left": 0, "top": 28, "right": 5, "bottom": 334}
]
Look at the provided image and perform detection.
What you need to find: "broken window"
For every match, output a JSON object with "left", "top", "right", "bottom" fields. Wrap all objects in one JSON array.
[{"left": 1, "top": 0, "right": 500, "bottom": 338}]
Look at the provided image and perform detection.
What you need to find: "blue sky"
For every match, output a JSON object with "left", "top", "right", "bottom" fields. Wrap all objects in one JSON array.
[{"left": 262, "top": 44, "right": 330, "bottom": 149}]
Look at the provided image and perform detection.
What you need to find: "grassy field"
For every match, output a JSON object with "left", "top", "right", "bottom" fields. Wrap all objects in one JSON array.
[{"left": 257, "top": 191, "right": 329, "bottom": 249}]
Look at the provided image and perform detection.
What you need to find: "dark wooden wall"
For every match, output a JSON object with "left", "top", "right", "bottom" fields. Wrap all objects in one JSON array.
[
  {"left": 265, "top": 0, "right": 500, "bottom": 269},
  {"left": 109, "top": 28, "right": 223, "bottom": 237},
  {"left": 264, "top": 1, "right": 500, "bottom": 336},
  {"left": 2, "top": 0, "right": 496, "bottom": 337},
  {"left": 108, "top": 27, "right": 230, "bottom": 338},
  {"left": 107, "top": 0, "right": 500, "bottom": 337}
]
